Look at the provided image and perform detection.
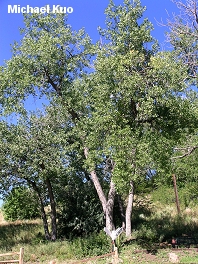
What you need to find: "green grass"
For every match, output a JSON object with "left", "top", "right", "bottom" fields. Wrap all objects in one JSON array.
[
  {"left": 180, "top": 255, "right": 198, "bottom": 263},
  {"left": 1, "top": 222, "right": 198, "bottom": 263},
  {"left": 1, "top": 191, "right": 198, "bottom": 263},
  {"left": 0, "top": 214, "right": 111, "bottom": 263}
]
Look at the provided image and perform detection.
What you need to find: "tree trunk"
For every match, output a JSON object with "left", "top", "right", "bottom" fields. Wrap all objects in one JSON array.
[
  {"left": 46, "top": 177, "right": 57, "bottom": 241},
  {"left": 106, "top": 180, "right": 116, "bottom": 231},
  {"left": 26, "top": 179, "right": 50, "bottom": 240},
  {"left": 125, "top": 180, "right": 134, "bottom": 237},
  {"left": 84, "top": 147, "right": 116, "bottom": 230},
  {"left": 84, "top": 147, "right": 107, "bottom": 213},
  {"left": 39, "top": 196, "right": 51, "bottom": 241},
  {"left": 89, "top": 170, "right": 107, "bottom": 213},
  {"left": 117, "top": 194, "right": 126, "bottom": 229},
  {"left": 172, "top": 174, "right": 181, "bottom": 214}
]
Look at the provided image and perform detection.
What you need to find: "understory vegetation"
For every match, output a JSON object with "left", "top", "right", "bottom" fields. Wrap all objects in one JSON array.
[{"left": 1, "top": 187, "right": 198, "bottom": 263}]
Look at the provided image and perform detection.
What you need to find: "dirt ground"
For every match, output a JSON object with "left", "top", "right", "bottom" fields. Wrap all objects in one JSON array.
[{"left": 121, "top": 248, "right": 198, "bottom": 263}]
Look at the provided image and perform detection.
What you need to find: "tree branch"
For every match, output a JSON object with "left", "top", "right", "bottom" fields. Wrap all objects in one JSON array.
[{"left": 171, "top": 146, "right": 198, "bottom": 159}]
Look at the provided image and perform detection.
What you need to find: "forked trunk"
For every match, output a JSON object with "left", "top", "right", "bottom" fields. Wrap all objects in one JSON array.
[
  {"left": 125, "top": 180, "right": 134, "bottom": 237},
  {"left": 84, "top": 147, "right": 115, "bottom": 231}
]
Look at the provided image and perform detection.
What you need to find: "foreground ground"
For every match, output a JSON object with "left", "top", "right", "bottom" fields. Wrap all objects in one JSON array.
[
  {"left": 23, "top": 247, "right": 198, "bottom": 263},
  {"left": 1, "top": 197, "right": 198, "bottom": 263}
]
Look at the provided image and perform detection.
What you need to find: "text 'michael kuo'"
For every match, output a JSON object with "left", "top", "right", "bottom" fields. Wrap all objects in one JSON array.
[{"left": 8, "top": 5, "right": 73, "bottom": 14}]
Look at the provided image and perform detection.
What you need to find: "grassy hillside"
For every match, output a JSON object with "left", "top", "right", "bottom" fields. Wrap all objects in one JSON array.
[{"left": 1, "top": 191, "right": 198, "bottom": 263}]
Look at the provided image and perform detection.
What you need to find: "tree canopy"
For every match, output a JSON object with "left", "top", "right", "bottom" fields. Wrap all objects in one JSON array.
[{"left": 0, "top": 0, "right": 198, "bottom": 240}]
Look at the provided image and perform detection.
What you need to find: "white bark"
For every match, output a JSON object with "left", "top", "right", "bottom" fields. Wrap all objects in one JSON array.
[
  {"left": 89, "top": 170, "right": 107, "bottom": 213},
  {"left": 106, "top": 180, "right": 116, "bottom": 231},
  {"left": 125, "top": 180, "right": 134, "bottom": 237},
  {"left": 84, "top": 147, "right": 107, "bottom": 212},
  {"left": 84, "top": 147, "right": 116, "bottom": 230}
]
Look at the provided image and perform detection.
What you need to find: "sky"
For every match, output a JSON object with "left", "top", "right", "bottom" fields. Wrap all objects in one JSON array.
[
  {"left": 0, "top": 0, "right": 178, "bottom": 104},
  {"left": 0, "top": 0, "right": 180, "bottom": 109},
  {"left": 0, "top": 0, "right": 179, "bottom": 64}
]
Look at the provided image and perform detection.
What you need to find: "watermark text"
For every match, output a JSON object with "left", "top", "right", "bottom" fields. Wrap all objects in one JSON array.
[{"left": 8, "top": 5, "right": 73, "bottom": 14}]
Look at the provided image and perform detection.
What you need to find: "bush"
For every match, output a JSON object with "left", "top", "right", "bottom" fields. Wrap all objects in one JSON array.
[
  {"left": 2, "top": 187, "right": 40, "bottom": 221},
  {"left": 70, "top": 231, "right": 111, "bottom": 258},
  {"left": 57, "top": 181, "right": 104, "bottom": 238}
]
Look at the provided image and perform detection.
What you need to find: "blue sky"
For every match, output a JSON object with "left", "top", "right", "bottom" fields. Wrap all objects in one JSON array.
[
  {"left": 0, "top": 0, "right": 179, "bottom": 64},
  {"left": 0, "top": 0, "right": 179, "bottom": 113}
]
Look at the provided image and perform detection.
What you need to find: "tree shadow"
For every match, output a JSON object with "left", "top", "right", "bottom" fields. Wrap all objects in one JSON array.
[
  {"left": 0, "top": 222, "right": 44, "bottom": 250},
  {"left": 132, "top": 200, "right": 198, "bottom": 252}
]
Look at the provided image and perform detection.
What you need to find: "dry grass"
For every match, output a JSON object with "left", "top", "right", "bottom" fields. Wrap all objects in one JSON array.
[
  {"left": 0, "top": 209, "right": 42, "bottom": 226},
  {"left": 0, "top": 210, "right": 7, "bottom": 225}
]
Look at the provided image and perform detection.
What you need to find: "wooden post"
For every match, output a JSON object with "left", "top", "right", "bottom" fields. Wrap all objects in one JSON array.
[
  {"left": 19, "top": 248, "right": 24, "bottom": 264},
  {"left": 172, "top": 174, "right": 181, "bottom": 214},
  {"left": 114, "top": 247, "right": 119, "bottom": 264},
  {"left": 112, "top": 243, "right": 119, "bottom": 264}
]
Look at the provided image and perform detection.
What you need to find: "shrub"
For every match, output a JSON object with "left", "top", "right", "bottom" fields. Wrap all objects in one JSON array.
[{"left": 2, "top": 187, "right": 40, "bottom": 221}]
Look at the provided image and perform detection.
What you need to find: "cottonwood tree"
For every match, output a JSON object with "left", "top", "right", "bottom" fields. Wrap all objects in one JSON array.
[
  {"left": 0, "top": 10, "right": 93, "bottom": 241},
  {"left": 0, "top": 6, "right": 121, "bottom": 234},
  {"left": 0, "top": 0, "right": 196, "bottom": 239},
  {"left": 165, "top": 0, "right": 198, "bottom": 194},
  {"left": 84, "top": 0, "right": 197, "bottom": 236},
  {"left": 167, "top": 0, "right": 198, "bottom": 80},
  {"left": 0, "top": 105, "right": 105, "bottom": 239},
  {"left": 0, "top": 109, "right": 72, "bottom": 240}
]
